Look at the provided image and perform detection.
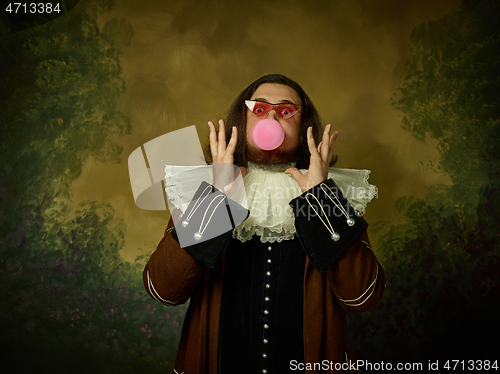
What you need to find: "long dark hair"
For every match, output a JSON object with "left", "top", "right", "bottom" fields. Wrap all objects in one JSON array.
[{"left": 204, "top": 74, "right": 337, "bottom": 169}]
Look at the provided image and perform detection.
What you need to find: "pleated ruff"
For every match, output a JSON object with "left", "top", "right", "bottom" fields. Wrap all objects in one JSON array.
[
  {"left": 164, "top": 162, "right": 378, "bottom": 244},
  {"left": 233, "top": 162, "right": 301, "bottom": 243}
]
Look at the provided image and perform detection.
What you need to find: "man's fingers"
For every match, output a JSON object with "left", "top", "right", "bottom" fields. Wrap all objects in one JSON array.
[
  {"left": 321, "top": 124, "right": 331, "bottom": 161},
  {"left": 226, "top": 126, "right": 238, "bottom": 156},
  {"left": 209, "top": 120, "right": 238, "bottom": 163},
  {"left": 208, "top": 121, "right": 218, "bottom": 159},
  {"left": 217, "top": 119, "right": 226, "bottom": 154},
  {"left": 330, "top": 131, "right": 339, "bottom": 147},
  {"left": 307, "top": 127, "right": 319, "bottom": 158},
  {"left": 285, "top": 167, "right": 304, "bottom": 182},
  {"left": 328, "top": 130, "right": 339, "bottom": 159}
]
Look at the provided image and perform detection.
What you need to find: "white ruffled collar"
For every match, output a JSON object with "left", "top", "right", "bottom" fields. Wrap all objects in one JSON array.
[
  {"left": 232, "top": 162, "right": 302, "bottom": 243},
  {"left": 164, "top": 163, "right": 377, "bottom": 244}
]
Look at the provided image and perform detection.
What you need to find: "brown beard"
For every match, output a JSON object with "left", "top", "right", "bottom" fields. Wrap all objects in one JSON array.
[{"left": 247, "top": 142, "right": 301, "bottom": 165}]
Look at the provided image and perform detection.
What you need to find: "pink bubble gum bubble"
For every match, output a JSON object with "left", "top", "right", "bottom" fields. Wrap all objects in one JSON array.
[{"left": 252, "top": 119, "right": 285, "bottom": 150}]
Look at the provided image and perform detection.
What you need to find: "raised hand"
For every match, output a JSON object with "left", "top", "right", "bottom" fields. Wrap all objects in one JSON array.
[
  {"left": 208, "top": 119, "right": 246, "bottom": 193},
  {"left": 285, "top": 124, "right": 339, "bottom": 192},
  {"left": 208, "top": 119, "right": 237, "bottom": 164}
]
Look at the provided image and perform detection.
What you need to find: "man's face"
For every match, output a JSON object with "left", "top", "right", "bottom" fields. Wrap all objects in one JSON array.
[{"left": 246, "top": 83, "right": 302, "bottom": 164}]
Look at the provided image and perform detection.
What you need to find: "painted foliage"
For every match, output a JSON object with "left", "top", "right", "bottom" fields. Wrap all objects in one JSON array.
[{"left": 0, "top": 0, "right": 498, "bottom": 372}]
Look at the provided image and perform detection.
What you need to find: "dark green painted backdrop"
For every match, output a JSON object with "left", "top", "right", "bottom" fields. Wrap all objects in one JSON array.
[{"left": 1, "top": 0, "right": 498, "bottom": 372}]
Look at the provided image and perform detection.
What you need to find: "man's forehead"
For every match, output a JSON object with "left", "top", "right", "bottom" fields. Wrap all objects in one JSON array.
[{"left": 251, "top": 83, "right": 301, "bottom": 104}]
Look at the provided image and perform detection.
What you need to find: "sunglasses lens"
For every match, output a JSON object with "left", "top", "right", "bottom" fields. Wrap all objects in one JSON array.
[
  {"left": 245, "top": 100, "right": 301, "bottom": 119},
  {"left": 276, "top": 104, "right": 300, "bottom": 119},
  {"left": 249, "top": 101, "right": 272, "bottom": 117}
]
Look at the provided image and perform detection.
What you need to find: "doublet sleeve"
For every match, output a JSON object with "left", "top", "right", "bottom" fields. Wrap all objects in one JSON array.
[
  {"left": 290, "top": 178, "right": 385, "bottom": 311},
  {"left": 172, "top": 181, "right": 249, "bottom": 268},
  {"left": 143, "top": 181, "right": 249, "bottom": 306},
  {"left": 289, "top": 178, "right": 368, "bottom": 273},
  {"left": 329, "top": 232, "right": 385, "bottom": 312}
]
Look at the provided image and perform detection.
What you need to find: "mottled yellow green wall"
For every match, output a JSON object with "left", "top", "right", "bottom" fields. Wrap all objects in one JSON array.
[{"left": 71, "top": 0, "right": 460, "bottom": 261}]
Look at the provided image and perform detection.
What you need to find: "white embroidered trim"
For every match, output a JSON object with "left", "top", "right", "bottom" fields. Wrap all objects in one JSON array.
[
  {"left": 339, "top": 264, "right": 379, "bottom": 307},
  {"left": 185, "top": 185, "right": 212, "bottom": 222},
  {"left": 320, "top": 183, "right": 351, "bottom": 219},
  {"left": 198, "top": 195, "right": 227, "bottom": 235},
  {"left": 305, "top": 192, "right": 337, "bottom": 237},
  {"left": 146, "top": 269, "right": 177, "bottom": 306}
]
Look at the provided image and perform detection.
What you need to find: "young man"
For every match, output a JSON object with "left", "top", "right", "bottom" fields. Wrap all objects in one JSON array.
[{"left": 143, "top": 74, "right": 385, "bottom": 373}]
